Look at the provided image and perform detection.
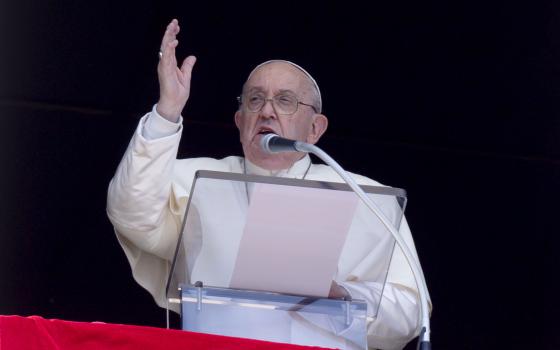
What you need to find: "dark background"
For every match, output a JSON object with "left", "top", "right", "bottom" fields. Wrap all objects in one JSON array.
[{"left": 1, "top": 1, "right": 559, "bottom": 349}]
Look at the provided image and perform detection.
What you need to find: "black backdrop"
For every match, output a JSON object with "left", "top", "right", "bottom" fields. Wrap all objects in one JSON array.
[{"left": 1, "top": 1, "right": 559, "bottom": 349}]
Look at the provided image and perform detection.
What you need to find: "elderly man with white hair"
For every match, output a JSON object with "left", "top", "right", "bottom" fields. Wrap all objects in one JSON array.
[{"left": 107, "top": 19, "right": 429, "bottom": 350}]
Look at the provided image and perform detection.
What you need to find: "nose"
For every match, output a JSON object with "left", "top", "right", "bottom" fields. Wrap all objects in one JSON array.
[{"left": 259, "top": 98, "right": 278, "bottom": 119}]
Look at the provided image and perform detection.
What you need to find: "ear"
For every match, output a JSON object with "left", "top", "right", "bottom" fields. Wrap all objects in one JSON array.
[
  {"left": 306, "top": 114, "right": 328, "bottom": 144},
  {"left": 234, "top": 110, "right": 242, "bottom": 130}
]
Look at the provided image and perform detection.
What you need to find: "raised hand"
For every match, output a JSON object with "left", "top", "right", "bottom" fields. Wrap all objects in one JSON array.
[{"left": 156, "top": 19, "right": 197, "bottom": 122}]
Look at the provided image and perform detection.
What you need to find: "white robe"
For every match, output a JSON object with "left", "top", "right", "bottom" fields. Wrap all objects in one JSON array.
[{"left": 107, "top": 108, "right": 431, "bottom": 350}]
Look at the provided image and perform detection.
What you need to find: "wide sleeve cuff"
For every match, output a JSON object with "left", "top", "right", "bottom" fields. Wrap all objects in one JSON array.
[{"left": 142, "top": 104, "right": 183, "bottom": 140}]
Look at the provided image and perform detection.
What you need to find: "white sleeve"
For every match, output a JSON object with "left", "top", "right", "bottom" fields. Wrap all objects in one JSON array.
[
  {"left": 142, "top": 104, "right": 183, "bottom": 140},
  {"left": 106, "top": 111, "right": 186, "bottom": 307},
  {"left": 107, "top": 111, "right": 183, "bottom": 260},
  {"left": 339, "top": 281, "right": 421, "bottom": 350},
  {"left": 338, "top": 214, "right": 429, "bottom": 349}
]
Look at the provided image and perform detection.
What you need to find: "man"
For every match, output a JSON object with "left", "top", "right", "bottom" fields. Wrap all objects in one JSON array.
[{"left": 107, "top": 19, "right": 428, "bottom": 350}]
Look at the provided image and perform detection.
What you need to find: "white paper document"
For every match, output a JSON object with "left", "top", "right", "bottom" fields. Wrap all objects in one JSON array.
[{"left": 229, "top": 183, "right": 359, "bottom": 297}]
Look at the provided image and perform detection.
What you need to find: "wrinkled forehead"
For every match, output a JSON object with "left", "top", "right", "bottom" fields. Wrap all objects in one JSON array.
[{"left": 244, "top": 60, "right": 321, "bottom": 101}]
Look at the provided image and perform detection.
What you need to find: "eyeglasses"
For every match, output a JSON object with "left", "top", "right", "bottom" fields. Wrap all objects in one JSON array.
[{"left": 237, "top": 92, "right": 318, "bottom": 115}]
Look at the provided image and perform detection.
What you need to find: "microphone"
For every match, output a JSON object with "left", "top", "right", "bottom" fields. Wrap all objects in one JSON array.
[{"left": 260, "top": 134, "right": 309, "bottom": 153}]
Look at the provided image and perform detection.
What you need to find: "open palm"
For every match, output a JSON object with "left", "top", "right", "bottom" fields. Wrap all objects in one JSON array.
[{"left": 156, "top": 19, "right": 196, "bottom": 122}]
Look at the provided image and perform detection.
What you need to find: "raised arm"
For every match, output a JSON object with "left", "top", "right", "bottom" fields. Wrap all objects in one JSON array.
[
  {"left": 108, "top": 18, "right": 197, "bottom": 249},
  {"left": 106, "top": 20, "right": 199, "bottom": 307}
]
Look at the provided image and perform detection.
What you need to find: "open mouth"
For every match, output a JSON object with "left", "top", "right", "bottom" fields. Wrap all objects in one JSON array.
[{"left": 256, "top": 127, "right": 278, "bottom": 136}]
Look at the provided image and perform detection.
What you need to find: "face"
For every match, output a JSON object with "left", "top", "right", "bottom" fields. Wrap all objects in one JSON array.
[{"left": 234, "top": 62, "right": 328, "bottom": 170}]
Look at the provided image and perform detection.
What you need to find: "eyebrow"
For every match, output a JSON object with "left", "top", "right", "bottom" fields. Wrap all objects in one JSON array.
[{"left": 245, "top": 87, "right": 297, "bottom": 95}]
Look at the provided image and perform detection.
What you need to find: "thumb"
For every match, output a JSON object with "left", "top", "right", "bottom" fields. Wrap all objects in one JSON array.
[{"left": 180, "top": 55, "right": 197, "bottom": 77}]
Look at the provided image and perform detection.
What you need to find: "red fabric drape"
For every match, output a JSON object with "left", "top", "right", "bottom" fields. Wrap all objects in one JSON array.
[{"left": 0, "top": 315, "right": 332, "bottom": 350}]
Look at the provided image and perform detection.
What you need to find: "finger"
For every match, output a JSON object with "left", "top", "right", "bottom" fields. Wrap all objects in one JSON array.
[
  {"left": 160, "top": 27, "right": 176, "bottom": 53},
  {"left": 160, "top": 39, "right": 178, "bottom": 65},
  {"left": 158, "top": 39, "right": 178, "bottom": 76},
  {"left": 160, "top": 19, "right": 180, "bottom": 54}
]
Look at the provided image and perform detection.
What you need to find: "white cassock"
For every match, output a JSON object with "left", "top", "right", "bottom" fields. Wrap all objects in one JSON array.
[{"left": 107, "top": 106, "right": 431, "bottom": 350}]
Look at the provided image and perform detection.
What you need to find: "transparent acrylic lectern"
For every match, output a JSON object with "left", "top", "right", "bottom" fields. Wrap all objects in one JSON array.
[{"left": 165, "top": 170, "right": 407, "bottom": 350}]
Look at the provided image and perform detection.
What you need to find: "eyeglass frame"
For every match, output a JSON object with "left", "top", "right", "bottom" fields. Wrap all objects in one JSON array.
[{"left": 236, "top": 92, "right": 319, "bottom": 115}]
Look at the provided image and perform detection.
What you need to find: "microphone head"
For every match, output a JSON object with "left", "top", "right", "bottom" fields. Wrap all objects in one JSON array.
[
  {"left": 260, "top": 134, "right": 306, "bottom": 153},
  {"left": 260, "top": 133, "right": 279, "bottom": 154}
]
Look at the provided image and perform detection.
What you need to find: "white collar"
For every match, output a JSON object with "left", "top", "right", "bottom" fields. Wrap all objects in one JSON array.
[{"left": 244, "top": 155, "right": 312, "bottom": 179}]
